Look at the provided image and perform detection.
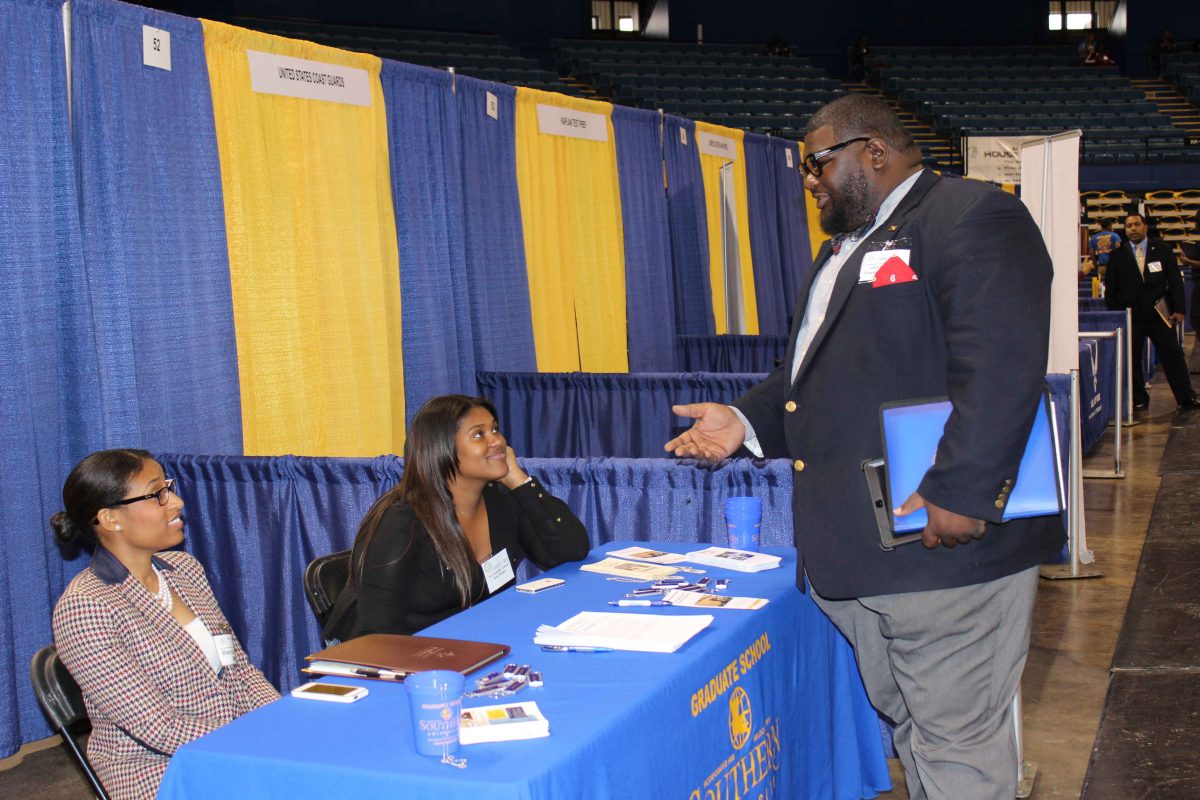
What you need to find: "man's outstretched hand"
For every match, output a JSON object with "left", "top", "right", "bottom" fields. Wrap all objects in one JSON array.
[{"left": 664, "top": 403, "right": 746, "bottom": 462}]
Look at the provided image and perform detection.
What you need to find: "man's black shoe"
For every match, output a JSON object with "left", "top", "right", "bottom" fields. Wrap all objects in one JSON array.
[
  {"left": 1133, "top": 400, "right": 1149, "bottom": 410},
  {"left": 1178, "top": 397, "right": 1200, "bottom": 412}
]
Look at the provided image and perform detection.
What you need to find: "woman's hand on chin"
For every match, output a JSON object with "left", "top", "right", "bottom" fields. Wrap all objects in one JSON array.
[{"left": 499, "top": 445, "right": 531, "bottom": 489}]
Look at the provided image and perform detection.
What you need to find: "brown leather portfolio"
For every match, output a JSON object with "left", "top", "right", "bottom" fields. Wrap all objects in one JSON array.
[{"left": 303, "top": 633, "right": 510, "bottom": 681}]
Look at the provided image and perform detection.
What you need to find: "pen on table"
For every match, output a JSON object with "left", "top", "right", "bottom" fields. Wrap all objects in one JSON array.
[
  {"left": 608, "top": 599, "right": 672, "bottom": 607},
  {"left": 540, "top": 645, "right": 614, "bottom": 653},
  {"left": 353, "top": 667, "right": 407, "bottom": 680}
]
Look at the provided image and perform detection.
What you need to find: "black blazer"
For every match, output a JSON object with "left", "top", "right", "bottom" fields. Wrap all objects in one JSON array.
[
  {"left": 735, "top": 170, "right": 1065, "bottom": 600},
  {"left": 1103, "top": 237, "right": 1185, "bottom": 318}
]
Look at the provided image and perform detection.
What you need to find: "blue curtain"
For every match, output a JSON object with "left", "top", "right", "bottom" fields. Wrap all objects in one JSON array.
[
  {"left": 0, "top": 0, "right": 99, "bottom": 757},
  {"left": 455, "top": 76, "right": 537, "bottom": 372},
  {"left": 612, "top": 106, "right": 677, "bottom": 371},
  {"left": 770, "top": 137, "right": 813, "bottom": 324},
  {"left": 71, "top": 0, "right": 242, "bottom": 454},
  {"left": 663, "top": 115, "right": 715, "bottom": 336},
  {"left": 381, "top": 61, "right": 477, "bottom": 418},
  {"left": 743, "top": 133, "right": 789, "bottom": 336},
  {"left": 477, "top": 371, "right": 765, "bottom": 458},
  {"left": 154, "top": 452, "right": 794, "bottom": 692},
  {"left": 676, "top": 334, "right": 788, "bottom": 373}
]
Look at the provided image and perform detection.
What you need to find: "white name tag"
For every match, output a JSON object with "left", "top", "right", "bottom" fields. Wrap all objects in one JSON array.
[
  {"left": 697, "top": 131, "right": 737, "bottom": 159},
  {"left": 1147, "top": 260, "right": 1162, "bottom": 273},
  {"left": 859, "top": 249, "right": 911, "bottom": 283},
  {"left": 535, "top": 104, "right": 608, "bottom": 142},
  {"left": 213, "top": 633, "right": 237, "bottom": 667},
  {"left": 481, "top": 548, "right": 515, "bottom": 594},
  {"left": 246, "top": 50, "right": 372, "bottom": 106}
]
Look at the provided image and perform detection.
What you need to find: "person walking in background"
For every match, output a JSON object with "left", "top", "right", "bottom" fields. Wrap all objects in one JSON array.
[{"left": 1104, "top": 212, "right": 1200, "bottom": 410}]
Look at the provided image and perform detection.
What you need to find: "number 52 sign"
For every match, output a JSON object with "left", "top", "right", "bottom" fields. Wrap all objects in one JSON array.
[{"left": 143, "top": 25, "right": 171, "bottom": 71}]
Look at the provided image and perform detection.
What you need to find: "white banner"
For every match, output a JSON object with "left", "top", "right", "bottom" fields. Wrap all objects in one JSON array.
[
  {"left": 246, "top": 50, "right": 372, "bottom": 106},
  {"left": 964, "top": 136, "right": 1039, "bottom": 184},
  {"left": 535, "top": 104, "right": 608, "bottom": 142},
  {"left": 697, "top": 131, "right": 737, "bottom": 160}
]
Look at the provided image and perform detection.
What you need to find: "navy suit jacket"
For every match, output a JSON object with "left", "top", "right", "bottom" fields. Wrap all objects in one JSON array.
[
  {"left": 735, "top": 169, "right": 1065, "bottom": 600},
  {"left": 1103, "top": 237, "right": 1185, "bottom": 318}
]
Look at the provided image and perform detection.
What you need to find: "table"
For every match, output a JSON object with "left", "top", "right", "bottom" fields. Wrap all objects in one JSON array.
[{"left": 157, "top": 542, "right": 891, "bottom": 800}]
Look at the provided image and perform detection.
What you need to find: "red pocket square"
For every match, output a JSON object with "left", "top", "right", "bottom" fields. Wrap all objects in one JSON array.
[{"left": 871, "top": 256, "right": 918, "bottom": 287}]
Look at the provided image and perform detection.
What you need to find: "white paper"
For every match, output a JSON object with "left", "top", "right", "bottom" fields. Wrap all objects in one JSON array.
[
  {"left": 663, "top": 589, "right": 767, "bottom": 610},
  {"left": 246, "top": 50, "right": 372, "bottom": 106},
  {"left": 534, "top": 611, "right": 713, "bottom": 653},
  {"left": 785, "top": 149, "right": 794, "bottom": 169},
  {"left": 486, "top": 91, "right": 498, "bottom": 120},
  {"left": 607, "top": 547, "right": 686, "bottom": 565},
  {"left": 580, "top": 557, "right": 678, "bottom": 580}
]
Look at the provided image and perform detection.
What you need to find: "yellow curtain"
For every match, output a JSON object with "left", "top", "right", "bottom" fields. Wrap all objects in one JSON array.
[
  {"left": 513, "top": 88, "right": 628, "bottom": 373},
  {"left": 201, "top": 21, "right": 404, "bottom": 456},
  {"left": 694, "top": 122, "right": 758, "bottom": 335}
]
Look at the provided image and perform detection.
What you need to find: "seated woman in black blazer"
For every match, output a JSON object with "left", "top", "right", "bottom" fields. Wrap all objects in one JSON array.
[{"left": 324, "top": 394, "right": 590, "bottom": 640}]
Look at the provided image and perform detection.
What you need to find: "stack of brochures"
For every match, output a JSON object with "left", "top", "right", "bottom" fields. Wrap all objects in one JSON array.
[
  {"left": 683, "top": 547, "right": 782, "bottom": 573},
  {"left": 459, "top": 701, "right": 550, "bottom": 744},
  {"left": 534, "top": 611, "right": 714, "bottom": 653}
]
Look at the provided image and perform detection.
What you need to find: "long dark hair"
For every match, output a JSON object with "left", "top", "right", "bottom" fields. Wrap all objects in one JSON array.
[
  {"left": 352, "top": 395, "right": 498, "bottom": 608},
  {"left": 50, "top": 449, "right": 152, "bottom": 549}
]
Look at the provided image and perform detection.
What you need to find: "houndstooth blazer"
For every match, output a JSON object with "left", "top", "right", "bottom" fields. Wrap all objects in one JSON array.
[{"left": 52, "top": 547, "right": 279, "bottom": 800}]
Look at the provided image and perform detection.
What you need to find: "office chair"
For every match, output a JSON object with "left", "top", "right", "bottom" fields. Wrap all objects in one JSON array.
[
  {"left": 29, "top": 645, "right": 111, "bottom": 800},
  {"left": 303, "top": 549, "right": 351, "bottom": 634}
]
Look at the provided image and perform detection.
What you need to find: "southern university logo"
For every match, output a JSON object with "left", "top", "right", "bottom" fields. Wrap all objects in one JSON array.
[{"left": 728, "top": 687, "right": 752, "bottom": 749}]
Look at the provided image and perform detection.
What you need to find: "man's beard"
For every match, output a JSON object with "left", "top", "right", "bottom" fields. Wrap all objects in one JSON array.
[{"left": 819, "top": 164, "right": 873, "bottom": 235}]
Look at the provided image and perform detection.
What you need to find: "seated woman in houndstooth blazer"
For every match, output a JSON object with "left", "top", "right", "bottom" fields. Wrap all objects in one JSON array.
[{"left": 50, "top": 449, "right": 279, "bottom": 800}]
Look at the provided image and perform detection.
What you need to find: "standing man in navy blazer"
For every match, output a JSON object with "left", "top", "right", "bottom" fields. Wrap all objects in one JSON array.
[
  {"left": 1103, "top": 212, "right": 1200, "bottom": 411},
  {"left": 665, "top": 95, "right": 1065, "bottom": 800}
]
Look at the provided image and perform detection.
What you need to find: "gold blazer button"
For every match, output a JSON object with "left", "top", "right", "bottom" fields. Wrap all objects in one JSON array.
[
  {"left": 793, "top": 459, "right": 806, "bottom": 472},
  {"left": 785, "top": 400, "right": 797, "bottom": 412},
  {"left": 994, "top": 499, "right": 1006, "bottom": 509}
]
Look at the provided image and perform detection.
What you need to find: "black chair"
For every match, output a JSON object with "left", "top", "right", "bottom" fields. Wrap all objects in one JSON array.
[
  {"left": 303, "top": 550, "right": 351, "bottom": 633},
  {"left": 29, "top": 645, "right": 111, "bottom": 800}
]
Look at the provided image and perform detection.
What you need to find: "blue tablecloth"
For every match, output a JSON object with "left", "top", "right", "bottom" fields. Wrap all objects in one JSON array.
[{"left": 157, "top": 542, "right": 891, "bottom": 800}]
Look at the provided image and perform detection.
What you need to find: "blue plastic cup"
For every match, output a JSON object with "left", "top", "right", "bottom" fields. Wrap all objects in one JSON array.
[
  {"left": 725, "top": 496, "right": 762, "bottom": 551},
  {"left": 406, "top": 670, "right": 464, "bottom": 756}
]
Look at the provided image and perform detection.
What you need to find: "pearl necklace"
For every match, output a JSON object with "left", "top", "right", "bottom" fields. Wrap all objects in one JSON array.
[{"left": 147, "top": 565, "right": 173, "bottom": 614}]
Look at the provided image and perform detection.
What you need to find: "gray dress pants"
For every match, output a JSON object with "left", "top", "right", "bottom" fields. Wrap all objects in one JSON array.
[{"left": 812, "top": 566, "right": 1039, "bottom": 800}]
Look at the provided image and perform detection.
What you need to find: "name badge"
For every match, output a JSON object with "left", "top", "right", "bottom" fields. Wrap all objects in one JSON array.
[
  {"left": 859, "top": 248, "right": 912, "bottom": 284},
  {"left": 1147, "top": 260, "right": 1162, "bottom": 273},
  {"left": 213, "top": 631, "right": 237, "bottom": 667},
  {"left": 481, "top": 548, "right": 515, "bottom": 594}
]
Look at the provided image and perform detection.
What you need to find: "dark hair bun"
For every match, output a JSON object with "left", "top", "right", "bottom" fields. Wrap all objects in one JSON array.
[{"left": 49, "top": 511, "right": 80, "bottom": 545}]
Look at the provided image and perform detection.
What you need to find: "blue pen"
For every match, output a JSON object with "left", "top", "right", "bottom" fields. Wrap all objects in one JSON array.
[
  {"left": 540, "top": 645, "right": 614, "bottom": 653},
  {"left": 608, "top": 599, "right": 672, "bottom": 607}
]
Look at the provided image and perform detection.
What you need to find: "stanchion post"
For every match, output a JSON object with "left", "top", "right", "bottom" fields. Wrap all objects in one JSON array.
[
  {"left": 1013, "top": 685, "right": 1036, "bottom": 798},
  {"left": 1041, "top": 369, "right": 1103, "bottom": 580}
]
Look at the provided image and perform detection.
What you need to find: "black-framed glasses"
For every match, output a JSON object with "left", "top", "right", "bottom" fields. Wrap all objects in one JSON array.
[
  {"left": 110, "top": 478, "right": 177, "bottom": 508},
  {"left": 801, "top": 136, "right": 871, "bottom": 178}
]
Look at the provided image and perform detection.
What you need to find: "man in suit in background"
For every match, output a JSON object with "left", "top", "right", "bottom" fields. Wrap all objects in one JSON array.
[
  {"left": 665, "top": 94, "right": 1064, "bottom": 800},
  {"left": 1103, "top": 212, "right": 1200, "bottom": 411}
]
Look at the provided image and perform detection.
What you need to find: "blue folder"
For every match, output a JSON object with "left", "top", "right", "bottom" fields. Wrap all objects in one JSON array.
[{"left": 881, "top": 393, "right": 1063, "bottom": 534}]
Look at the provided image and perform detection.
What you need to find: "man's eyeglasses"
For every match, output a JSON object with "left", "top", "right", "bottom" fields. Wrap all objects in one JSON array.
[
  {"left": 110, "top": 478, "right": 177, "bottom": 508},
  {"left": 801, "top": 136, "right": 871, "bottom": 178}
]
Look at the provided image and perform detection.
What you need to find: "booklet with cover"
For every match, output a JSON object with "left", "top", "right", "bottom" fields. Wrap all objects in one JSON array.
[
  {"left": 683, "top": 547, "right": 782, "bottom": 573},
  {"left": 304, "top": 633, "right": 510, "bottom": 681},
  {"left": 459, "top": 701, "right": 550, "bottom": 744}
]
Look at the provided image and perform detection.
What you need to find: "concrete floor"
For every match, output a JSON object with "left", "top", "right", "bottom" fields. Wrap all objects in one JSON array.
[{"left": 1, "top": 346, "right": 1193, "bottom": 799}]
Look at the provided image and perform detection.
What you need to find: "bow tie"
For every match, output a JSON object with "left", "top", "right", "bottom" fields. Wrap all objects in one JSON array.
[{"left": 830, "top": 211, "right": 878, "bottom": 255}]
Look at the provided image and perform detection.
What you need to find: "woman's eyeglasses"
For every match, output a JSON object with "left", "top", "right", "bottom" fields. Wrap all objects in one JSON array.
[{"left": 109, "top": 478, "right": 177, "bottom": 507}]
